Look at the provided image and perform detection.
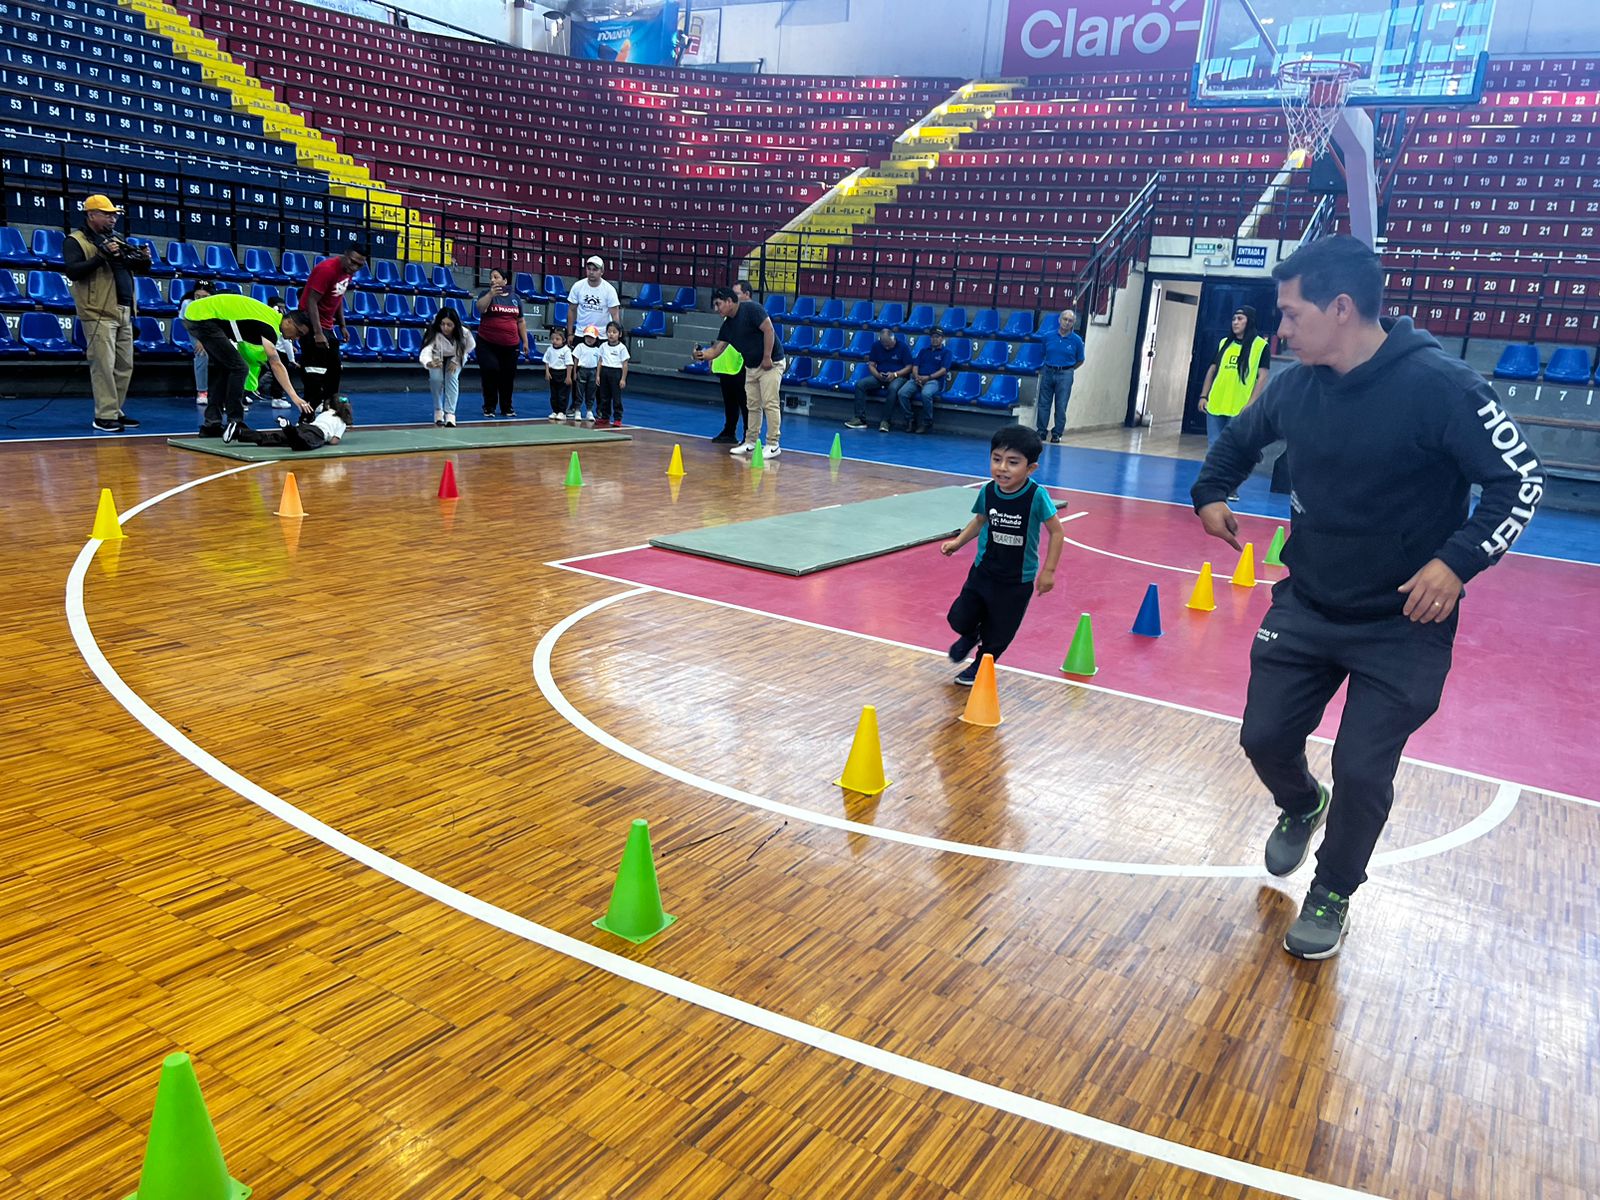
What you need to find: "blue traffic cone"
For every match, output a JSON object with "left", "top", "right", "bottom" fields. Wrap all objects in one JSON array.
[{"left": 1131, "top": 583, "right": 1163, "bottom": 638}]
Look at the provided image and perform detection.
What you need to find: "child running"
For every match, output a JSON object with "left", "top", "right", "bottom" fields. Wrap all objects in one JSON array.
[
  {"left": 940, "top": 424, "right": 1066, "bottom": 684},
  {"left": 596, "top": 319, "right": 630, "bottom": 427},
  {"left": 572, "top": 324, "right": 602, "bottom": 423},
  {"left": 543, "top": 326, "right": 574, "bottom": 420}
]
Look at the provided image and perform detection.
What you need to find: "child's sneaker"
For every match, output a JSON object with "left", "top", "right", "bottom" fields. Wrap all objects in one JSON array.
[
  {"left": 954, "top": 659, "right": 981, "bottom": 686},
  {"left": 1264, "top": 783, "right": 1330, "bottom": 877},
  {"left": 1283, "top": 884, "right": 1350, "bottom": 959},
  {"left": 222, "top": 420, "right": 240, "bottom": 443},
  {"left": 948, "top": 633, "right": 978, "bottom": 663}
]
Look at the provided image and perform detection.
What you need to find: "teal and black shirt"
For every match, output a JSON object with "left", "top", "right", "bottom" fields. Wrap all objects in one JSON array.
[{"left": 971, "top": 479, "right": 1058, "bottom": 583}]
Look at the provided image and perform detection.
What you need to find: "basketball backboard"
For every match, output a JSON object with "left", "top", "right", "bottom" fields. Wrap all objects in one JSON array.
[{"left": 1191, "top": 0, "right": 1496, "bottom": 108}]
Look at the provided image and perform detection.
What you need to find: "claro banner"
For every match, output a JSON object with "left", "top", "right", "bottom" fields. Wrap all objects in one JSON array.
[{"left": 1001, "top": 0, "right": 1204, "bottom": 76}]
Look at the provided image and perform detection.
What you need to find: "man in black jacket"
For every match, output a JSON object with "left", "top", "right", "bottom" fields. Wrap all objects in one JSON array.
[{"left": 1192, "top": 236, "right": 1541, "bottom": 960}]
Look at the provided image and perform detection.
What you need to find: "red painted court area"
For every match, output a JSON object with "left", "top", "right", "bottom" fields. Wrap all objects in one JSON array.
[{"left": 561, "top": 489, "right": 1598, "bottom": 801}]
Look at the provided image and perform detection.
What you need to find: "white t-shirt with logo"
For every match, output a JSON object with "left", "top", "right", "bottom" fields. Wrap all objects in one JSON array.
[
  {"left": 313, "top": 409, "right": 348, "bottom": 442},
  {"left": 573, "top": 342, "right": 603, "bottom": 369},
  {"left": 568, "top": 279, "right": 620, "bottom": 335},
  {"left": 599, "top": 341, "right": 630, "bottom": 368},
  {"left": 543, "top": 344, "right": 573, "bottom": 371}
]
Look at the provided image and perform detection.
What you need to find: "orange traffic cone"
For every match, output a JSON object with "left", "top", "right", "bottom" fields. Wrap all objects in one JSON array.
[
  {"left": 273, "top": 472, "right": 306, "bottom": 518},
  {"left": 438, "top": 460, "right": 458, "bottom": 499},
  {"left": 959, "top": 654, "right": 1002, "bottom": 727}
]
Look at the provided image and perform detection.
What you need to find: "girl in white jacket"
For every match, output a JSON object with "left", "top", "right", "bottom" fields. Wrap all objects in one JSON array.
[{"left": 420, "top": 309, "right": 476, "bottom": 426}]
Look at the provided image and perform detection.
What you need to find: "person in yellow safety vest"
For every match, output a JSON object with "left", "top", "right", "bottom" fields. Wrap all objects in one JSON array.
[{"left": 1198, "top": 305, "right": 1272, "bottom": 500}]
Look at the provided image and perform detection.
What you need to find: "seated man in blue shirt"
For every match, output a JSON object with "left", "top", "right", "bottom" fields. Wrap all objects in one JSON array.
[
  {"left": 1034, "top": 310, "right": 1086, "bottom": 443},
  {"left": 891, "top": 328, "right": 953, "bottom": 434},
  {"left": 846, "top": 328, "right": 911, "bottom": 429}
]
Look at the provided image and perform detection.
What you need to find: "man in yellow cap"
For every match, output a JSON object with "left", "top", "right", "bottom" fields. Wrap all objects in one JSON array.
[{"left": 62, "top": 194, "right": 152, "bottom": 432}]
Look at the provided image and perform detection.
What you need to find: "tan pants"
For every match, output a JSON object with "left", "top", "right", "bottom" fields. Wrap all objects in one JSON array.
[
  {"left": 743, "top": 363, "right": 782, "bottom": 448},
  {"left": 83, "top": 307, "right": 134, "bottom": 422}
]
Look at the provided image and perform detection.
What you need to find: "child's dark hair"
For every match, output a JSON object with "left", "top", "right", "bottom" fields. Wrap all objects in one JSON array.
[
  {"left": 605, "top": 320, "right": 623, "bottom": 337},
  {"left": 991, "top": 423, "right": 1043, "bottom": 464},
  {"left": 550, "top": 326, "right": 567, "bottom": 343},
  {"left": 327, "top": 396, "right": 353, "bottom": 425}
]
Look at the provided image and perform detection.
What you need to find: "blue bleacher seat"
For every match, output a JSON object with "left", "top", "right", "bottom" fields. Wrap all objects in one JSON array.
[
  {"left": 909, "top": 335, "right": 931, "bottom": 359},
  {"left": 541, "top": 274, "right": 567, "bottom": 301},
  {"left": 513, "top": 272, "right": 542, "bottom": 302},
  {"left": 339, "top": 326, "right": 378, "bottom": 361},
  {"left": 681, "top": 358, "right": 711, "bottom": 375},
  {"left": 383, "top": 293, "right": 422, "bottom": 326},
  {"left": 396, "top": 328, "right": 423, "bottom": 359},
  {"left": 966, "top": 309, "right": 1000, "bottom": 338},
  {"left": 629, "top": 283, "right": 662, "bottom": 309},
  {"left": 902, "top": 305, "right": 935, "bottom": 334},
  {"left": 866, "top": 302, "right": 905, "bottom": 330},
  {"left": 977, "top": 375, "right": 1019, "bottom": 410},
  {"left": 170, "top": 277, "right": 198, "bottom": 306},
  {"left": 788, "top": 297, "right": 817, "bottom": 324},
  {"left": 204, "top": 244, "right": 251, "bottom": 281},
  {"left": 19, "top": 313, "right": 76, "bottom": 356},
  {"left": 31, "top": 230, "right": 64, "bottom": 265},
  {"left": 246, "top": 248, "right": 289, "bottom": 284},
  {"left": 970, "top": 341, "right": 1009, "bottom": 370},
  {"left": 71, "top": 320, "right": 87, "bottom": 354},
  {"left": 284, "top": 287, "right": 299, "bottom": 311},
  {"left": 812, "top": 298, "right": 846, "bottom": 326},
  {"left": 764, "top": 294, "right": 789, "bottom": 321},
  {"left": 841, "top": 330, "right": 875, "bottom": 359},
  {"left": 814, "top": 359, "right": 846, "bottom": 389},
  {"left": 413, "top": 294, "right": 440, "bottom": 326},
  {"left": 346, "top": 291, "right": 380, "bottom": 323},
  {"left": 947, "top": 337, "right": 973, "bottom": 366},
  {"left": 633, "top": 310, "right": 667, "bottom": 337},
  {"left": 0, "top": 227, "right": 40, "bottom": 267},
  {"left": 1004, "top": 343, "right": 1046, "bottom": 374},
  {"left": 351, "top": 265, "right": 378, "bottom": 292},
  {"left": 938, "top": 307, "right": 969, "bottom": 335},
  {"left": 842, "top": 300, "right": 875, "bottom": 328},
  {"left": 998, "top": 311, "right": 1039, "bottom": 340},
  {"left": 782, "top": 356, "right": 814, "bottom": 384},
  {"left": 842, "top": 362, "right": 873, "bottom": 391},
  {"left": 1492, "top": 344, "right": 1541, "bottom": 380},
  {"left": 0, "top": 273, "right": 29, "bottom": 310},
  {"left": 1544, "top": 347, "right": 1594, "bottom": 384},
  {"left": 367, "top": 327, "right": 409, "bottom": 362},
  {"left": 214, "top": 283, "right": 243, "bottom": 295},
  {"left": 165, "top": 241, "right": 203, "bottom": 275},
  {"left": 169, "top": 319, "right": 194, "bottom": 355},
  {"left": 549, "top": 301, "right": 570, "bottom": 329},
  {"left": 436, "top": 267, "right": 470, "bottom": 298},
  {"left": 132, "top": 316, "right": 180, "bottom": 357},
  {"left": 0, "top": 314, "right": 28, "bottom": 357},
  {"left": 815, "top": 327, "right": 846, "bottom": 355},
  {"left": 250, "top": 284, "right": 282, "bottom": 307},
  {"left": 662, "top": 287, "right": 696, "bottom": 312},
  {"left": 374, "top": 260, "right": 408, "bottom": 292},
  {"left": 28, "top": 271, "right": 75, "bottom": 313},
  {"left": 405, "top": 263, "right": 441, "bottom": 295},
  {"left": 129, "top": 238, "right": 174, "bottom": 277},
  {"left": 943, "top": 372, "right": 982, "bottom": 405},
  {"left": 446, "top": 299, "right": 477, "bottom": 328},
  {"left": 135, "top": 276, "right": 177, "bottom": 315},
  {"left": 783, "top": 325, "right": 816, "bottom": 353},
  {"left": 281, "top": 251, "right": 313, "bottom": 284}
]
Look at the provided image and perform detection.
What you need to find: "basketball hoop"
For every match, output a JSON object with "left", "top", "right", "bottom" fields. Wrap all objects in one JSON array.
[{"left": 1277, "top": 59, "right": 1363, "bottom": 166}]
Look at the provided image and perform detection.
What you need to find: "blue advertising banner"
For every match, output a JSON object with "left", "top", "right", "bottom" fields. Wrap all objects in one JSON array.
[{"left": 570, "top": 2, "right": 682, "bottom": 66}]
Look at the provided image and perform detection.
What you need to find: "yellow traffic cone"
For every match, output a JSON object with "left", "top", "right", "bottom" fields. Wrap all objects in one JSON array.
[
  {"left": 666, "top": 444, "right": 685, "bottom": 477},
  {"left": 834, "top": 705, "right": 891, "bottom": 795},
  {"left": 1186, "top": 562, "right": 1216, "bottom": 611},
  {"left": 91, "top": 488, "right": 126, "bottom": 541},
  {"left": 1231, "top": 542, "right": 1257, "bottom": 588},
  {"left": 959, "top": 654, "right": 1002, "bottom": 726}
]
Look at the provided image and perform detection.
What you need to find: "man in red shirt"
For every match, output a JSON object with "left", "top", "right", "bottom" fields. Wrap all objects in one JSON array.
[{"left": 298, "top": 243, "right": 368, "bottom": 405}]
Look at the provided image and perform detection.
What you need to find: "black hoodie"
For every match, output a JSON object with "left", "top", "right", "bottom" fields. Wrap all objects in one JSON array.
[{"left": 1191, "top": 317, "right": 1542, "bottom": 620}]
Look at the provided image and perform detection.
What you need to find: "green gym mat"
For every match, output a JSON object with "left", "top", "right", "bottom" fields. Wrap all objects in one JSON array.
[
  {"left": 167, "top": 423, "right": 630, "bottom": 461},
  {"left": 650, "top": 485, "right": 976, "bottom": 575}
]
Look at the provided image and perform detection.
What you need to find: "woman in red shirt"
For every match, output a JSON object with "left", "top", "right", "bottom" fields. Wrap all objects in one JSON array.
[{"left": 474, "top": 268, "right": 531, "bottom": 418}]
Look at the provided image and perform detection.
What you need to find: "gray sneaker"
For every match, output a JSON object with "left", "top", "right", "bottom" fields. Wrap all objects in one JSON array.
[
  {"left": 1264, "top": 782, "right": 1329, "bottom": 877},
  {"left": 1284, "top": 884, "right": 1350, "bottom": 959},
  {"left": 844, "top": 418, "right": 867, "bottom": 429}
]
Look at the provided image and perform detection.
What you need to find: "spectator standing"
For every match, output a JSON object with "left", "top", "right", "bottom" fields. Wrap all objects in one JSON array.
[
  {"left": 1034, "top": 310, "right": 1085, "bottom": 444},
  {"left": 846, "top": 328, "right": 911, "bottom": 429},
  {"left": 572, "top": 325, "right": 603, "bottom": 422},
  {"left": 298, "top": 243, "right": 368, "bottom": 408},
  {"left": 62, "top": 194, "right": 151, "bottom": 433},
  {"left": 178, "top": 278, "right": 215, "bottom": 407},
  {"left": 596, "top": 320, "right": 631, "bottom": 426},
  {"left": 692, "top": 286, "right": 785, "bottom": 457},
  {"left": 892, "top": 328, "right": 952, "bottom": 433},
  {"left": 708, "top": 279, "right": 757, "bottom": 443},
  {"left": 1198, "top": 305, "right": 1271, "bottom": 445},
  {"left": 419, "top": 308, "right": 475, "bottom": 426},
  {"left": 566, "top": 256, "right": 621, "bottom": 342},
  {"left": 543, "top": 327, "right": 574, "bottom": 420},
  {"left": 475, "top": 268, "right": 531, "bottom": 418}
]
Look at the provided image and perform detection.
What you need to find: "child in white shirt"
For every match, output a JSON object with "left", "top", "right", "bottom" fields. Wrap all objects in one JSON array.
[
  {"left": 543, "top": 327, "right": 574, "bottom": 420},
  {"left": 226, "top": 396, "right": 352, "bottom": 451},
  {"left": 572, "top": 325, "right": 603, "bottom": 422},
  {"left": 596, "top": 320, "right": 631, "bottom": 427}
]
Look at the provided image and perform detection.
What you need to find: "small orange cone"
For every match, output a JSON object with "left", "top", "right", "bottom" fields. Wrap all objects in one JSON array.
[
  {"left": 959, "top": 654, "right": 1002, "bottom": 727},
  {"left": 1231, "top": 542, "right": 1257, "bottom": 588},
  {"left": 834, "top": 705, "right": 890, "bottom": 795},
  {"left": 1186, "top": 562, "right": 1216, "bottom": 611},
  {"left": 91, "top": 488, "right": 126, "bottom": 541},
  {"left": 273, "top": 472, "right": 306, "bottom": 518},
  {"left": 666, "top": 444, "right": 685, "bottom": 478},
  {"left": 437, "top": 461, "right": 458, "bottom": 499}
]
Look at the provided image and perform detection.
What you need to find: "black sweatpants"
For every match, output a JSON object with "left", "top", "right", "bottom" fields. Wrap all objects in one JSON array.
[
  {"left": 947, "top": 567, "right": 1036, "bottom": 661},
  {"left": 299, "top": 337, "right": 342, "bottom": 407},
  {"left": 186, "top": 319, "right": 247, "bottom": 430},
  {"left": 597, "top": 365, "right": 624, "bottom": 423},
  {"left": 717, "top": 371, "right": 745, "bottom": 439},
  {"left": 237, "top": 421, "right": 327, "bottom": 451},
  {"left": 1241, "top": 584, "right": 1456, "bottom": 897},
  {"left": 478, "top": 341, "right": 519, "bottom": 415},
  {"left": 548, "top": 372, "right": 570, "bottom": 415},
  {"left": 574, "top": 366, "right": 598, "bottom": 417}
]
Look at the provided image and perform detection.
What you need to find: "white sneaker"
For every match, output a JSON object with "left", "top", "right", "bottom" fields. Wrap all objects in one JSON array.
[
  {"left": 445, "top": 415, "right": 457, "bottom": 427},
  {"left": 552, "top": 411, "right": 565, "bottom": 421},
  {"left": 196, "top": 391, "right": 208, "bottom": 406},
  {"left": 764, "top": 444, "right": 781, "bottom": 458},
  {"left": 730, "top": 442, "right": 754, "bottom": 455}
]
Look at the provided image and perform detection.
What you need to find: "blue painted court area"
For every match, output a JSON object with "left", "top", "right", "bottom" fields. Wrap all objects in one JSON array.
[{"left": 8, "top": 384, "right": 1599, "bottom": 565}]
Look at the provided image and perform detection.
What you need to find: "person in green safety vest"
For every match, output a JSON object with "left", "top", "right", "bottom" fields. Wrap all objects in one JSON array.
[
  {"left": 1199, "top": 305, "right": 1272, "bottom": 444},
  {"left": 182, "top": 292, "right": 313, "bottom": 437}
]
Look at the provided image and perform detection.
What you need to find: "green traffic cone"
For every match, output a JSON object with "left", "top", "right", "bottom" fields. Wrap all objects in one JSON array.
[
  {"left": 829, "top": 433, "right": 843, "bottom": 461},
  {"left": 564, "top": 451, "right": 584, "bottom": 488},
  {"left": 750, "top": 442, "right": 765, "bottom": 470},
  {"left": 1061, "top": 612, "right": 1098, "bottom": 677},
  {"left": 1264, "top": 525, "right": 1287, "bottom": 567},
  {"left": 593, "top": 819, "right": 677, "bottom": 945},
  {"left": 123, "top": 1053, "right": 251, "bottom": 1200}
]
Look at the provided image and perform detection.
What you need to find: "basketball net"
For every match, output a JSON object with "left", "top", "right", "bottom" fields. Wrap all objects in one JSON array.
[{"left": 1278, "top": 60, "right": 1362, "bottom": 168}]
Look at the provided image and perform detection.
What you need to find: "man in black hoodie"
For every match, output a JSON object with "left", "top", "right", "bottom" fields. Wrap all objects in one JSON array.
[{"left": 1192, "top": 236, "right": 1541, "bottom": 961}]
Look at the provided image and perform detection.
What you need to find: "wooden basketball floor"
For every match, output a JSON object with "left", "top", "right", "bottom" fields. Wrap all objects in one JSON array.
[{"left": 3, "top": 426, "right": 1597, "bottom": 1199}]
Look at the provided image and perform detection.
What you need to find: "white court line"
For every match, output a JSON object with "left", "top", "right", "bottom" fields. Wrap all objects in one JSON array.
[
  {"left": 534, "top": 587, "right": 1521, "bottom": 875},
  {"left": 62, "top": 473, "right": 1396, "bottom": 1200},
  {"left": 1059, "top": 530, "right": 1274, "bottom": 586}
]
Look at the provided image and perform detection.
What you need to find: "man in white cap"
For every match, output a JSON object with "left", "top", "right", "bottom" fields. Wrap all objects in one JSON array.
[
  {"left": 567, "top": 255, "right": 620, "bottom": 342},
  {"left": 62, "top": 194, "right": 152, "bottom": 432}
]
